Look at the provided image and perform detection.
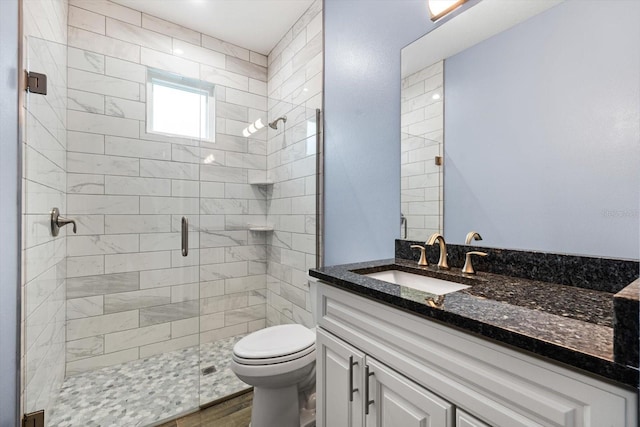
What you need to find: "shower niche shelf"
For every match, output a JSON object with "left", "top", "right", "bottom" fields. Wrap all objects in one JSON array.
[{"left": 248, "top": 225, "right": 274, "bottom": 232}]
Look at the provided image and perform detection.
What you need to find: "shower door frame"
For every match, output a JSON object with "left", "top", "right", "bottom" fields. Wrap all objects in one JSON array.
[{"left": 1, "top": 0, "right": 22, "bottom": 425}]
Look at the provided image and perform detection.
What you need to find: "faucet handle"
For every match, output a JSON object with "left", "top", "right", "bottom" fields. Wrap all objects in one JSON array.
[
  {"left": 410, "top": 245, "right": 428, "bottom": 266},
  {"left": 463, "top": 251, "right": 488, "bottom": 275}
]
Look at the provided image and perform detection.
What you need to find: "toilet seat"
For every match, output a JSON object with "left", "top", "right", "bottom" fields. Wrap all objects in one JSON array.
[
  {"left": 233, "top": 343, "right": 315, "bottom": 366},
  {"left": 233, "top": 324, "right": 316, "bottom": 361}
]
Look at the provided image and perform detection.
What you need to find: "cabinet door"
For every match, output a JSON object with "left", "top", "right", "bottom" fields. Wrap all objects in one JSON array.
[
  {"left": 365, "top": 357, "right": 454, "bottom": 427},
  {"left": 457, "top": 410, "right": 492, "bottom": 427},
  {"left": 317, "top": 328, "right": 365, "bottom": 427}
]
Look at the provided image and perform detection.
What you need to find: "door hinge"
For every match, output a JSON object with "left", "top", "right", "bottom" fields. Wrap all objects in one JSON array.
[
  {"left": 25, "top": 71, "right": 47, "bottom": 95},
  {"left": 22, "top": 410, "right": 45, "bottom": 427}
]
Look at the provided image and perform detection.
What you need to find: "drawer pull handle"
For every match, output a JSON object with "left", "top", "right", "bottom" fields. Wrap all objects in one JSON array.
[
  {"left": 365, "top": 365, "right": 374, "bottom": 415},
  {"left": 349, "top": 355, "right": 358, "bottom": 402}
]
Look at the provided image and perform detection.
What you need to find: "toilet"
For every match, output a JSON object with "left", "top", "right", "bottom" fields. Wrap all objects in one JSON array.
[{"left": 230, "top": 323, "right": 317, "bottom": 427}]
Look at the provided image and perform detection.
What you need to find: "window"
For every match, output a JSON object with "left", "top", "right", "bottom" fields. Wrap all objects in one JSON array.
[{"left": 146, "top": 68, "right": 215, "bottom": 141}]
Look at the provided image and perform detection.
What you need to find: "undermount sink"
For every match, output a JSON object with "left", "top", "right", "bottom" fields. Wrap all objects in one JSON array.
[{"left": 363, "top": 269, "right": 470, "bottom": 295}]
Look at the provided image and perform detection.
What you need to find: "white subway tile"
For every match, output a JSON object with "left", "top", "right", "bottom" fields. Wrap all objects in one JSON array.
[
  {"left": 68, "top": 152, "right": 139, "bottom": 176},
  {"left": 172, "top": 39, "right": 225, "bottom": 69},
  {"left": 139, "top": 334, "right": 198, "bottom": 358},
  {"left": 67, "top": 131, "right": 105, "bottom": 154},
  {"left": 105, "top": 176, "right": 170, "bottom": 196},
  {"left": 142, "top": 14, "right": 200, "bottom": 45},
  {"left": 104, "top": 251, "right": 171, "bottom": 274},
  {"left": 69, "top": 68, "right": 140, "bottom": 100},
  {"left": 171, "top": 283, "right": 199, "bottom": 303},
  {"left": 140, "top": 266, "right": 199, "bottom": 289},
  {"left": 104, "top": 323, "right": 171, "bottom": 353},
  {"left": 226, "top": 57, "right": 267, "bottom": 82},
  {"left": 68, "top": 89, "right": 105, "bottom": 114},
  {"left": 67, "top": 234, "right": 139, "bottom": 256},
  {"left": 199, "top": 312, "right": 224, "bottom": 332},
  {"left": 67, "top": 255, "right": 105, "bottom": 278},
  {"left": 171, "top": 180, "right": 199, "bottom": 197},
  {"left": 67, "top": 296, "right": 104, "bottom": 320},
  {"left": 68, "top": 27, "right": 140, "bottom": 63},
  {"left": 140, "top": 159, "right": 199, "bottom": 180},
  {"left": 105, "top": 215, "right": 171, "bottom": 234},
  {"left": 68, "top": 110, "right": 139, "bottom": 138},
  {"left": 225, "top": 88, "right": 267, "bottom": 110},
  {"left": 200, "top": 324, "right": 246, "bottom": 344},
  {"left": 67, "top": 310, "right": 139, "bottom": 341},
  {"left": 249, "top": 79, "right": 267, "bottom": 96},
  {"left": 104, "top": 287, "right": 171, "bottom": 313},
  {"left": 68, "top": 194, "right": 139, "bottom": 215},
  {"left": 69, "top": 6, "right": 105, "bottom": 35},
  {"left": 200, "top": 64, "right": 249, "bottom": 91},
  {"left": 140, "top": 196, "right": 200, "bottom": 215},
  {"left": 66, "top": 336, "right": 104, "bottom": 362},
  {"left": 73, "top": 215, "right": 106, "bottom": 235},
  {"left": 250, "top": 51, "right": 267, "bottom": 67},
  {"left": 105, "top": 96, "right": 145, "bottom": 120},
  {"left": 69, "top": 0, "right": 141, "bottom": 26},
  {"left": 106, "top": 18, "right": 172, "bottom": 53},
  {"left": 68, "top": 47, "right": 105, "bottom": 73},
  {"left": 67, "top": 173, "right": 104, "bottom": 194},
  {"left": 105, "top": 136, "right": 170, "bottom": 160},
  {"left": 139, "top": 232, "right": 198, "bottom": 252},
  {"left": 105, "top": 56, "right": 146, "bottom": 83},
  {"left": 66, "top": 348, "right": 138, "bottom": 376},
  {"left": 201, "top": 35, "right": 249, "bottom": 61},
  {"left": 171, "top": 317, "right": 199, "bottom": 338},
  {"left": 140, "top": 48, "right": 199, "bottom": 79}
]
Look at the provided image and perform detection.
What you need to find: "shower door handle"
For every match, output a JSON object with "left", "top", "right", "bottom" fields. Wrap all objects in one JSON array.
[{"left": 181, "top": 217, "right": 189, "bottom": 257}]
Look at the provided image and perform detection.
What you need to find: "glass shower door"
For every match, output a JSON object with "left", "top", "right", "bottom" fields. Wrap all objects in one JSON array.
[
  {"left": 196, "top": 95, "right": 320, "bottom": 406},
  {"left": 23, "top": 34, "right": 204, "bottom": 426}
]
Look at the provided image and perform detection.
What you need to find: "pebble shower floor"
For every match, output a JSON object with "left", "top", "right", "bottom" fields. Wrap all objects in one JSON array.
[{"left": 48, "top": 335, "right": 248, "bottom": 427}]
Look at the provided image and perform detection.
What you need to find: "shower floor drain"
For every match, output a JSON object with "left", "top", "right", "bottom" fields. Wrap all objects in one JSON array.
[{"left": 201, "top": 365, "right": 217, "bottom": 376}]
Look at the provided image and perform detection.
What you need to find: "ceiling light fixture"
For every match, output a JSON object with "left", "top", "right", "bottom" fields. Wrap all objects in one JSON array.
[{"left": 428, "top": 0, "right": 467, "bottom": 21}]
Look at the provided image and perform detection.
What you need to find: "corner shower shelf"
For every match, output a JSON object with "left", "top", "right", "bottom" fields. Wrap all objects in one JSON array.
[
  {"left": 248, "top": 225, "right": 274, "bottom": 232},
  {"left": 249, "top": 180, "right": 274, "bottom": 186}
]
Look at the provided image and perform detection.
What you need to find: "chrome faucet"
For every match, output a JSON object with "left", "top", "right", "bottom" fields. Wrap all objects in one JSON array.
[
  {"left": 426, "top": 233, "right": 449, "bottom": 270},
  {"left": 465, "top": 231, "right": 482, "bottom": 245}
]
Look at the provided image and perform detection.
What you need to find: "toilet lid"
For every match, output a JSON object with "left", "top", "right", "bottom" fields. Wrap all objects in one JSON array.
[{"left": 233, "top": 324, "right": 316, "bottom": 359}]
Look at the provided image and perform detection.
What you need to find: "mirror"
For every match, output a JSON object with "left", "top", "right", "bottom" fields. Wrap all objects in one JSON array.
[{"left": 400, "top": 0, "right": 640, "bottom": 260}]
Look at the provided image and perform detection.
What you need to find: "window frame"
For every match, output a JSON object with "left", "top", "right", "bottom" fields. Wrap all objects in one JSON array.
[{"left": 146, "top": 68, "right": 216, "bottom": 142}]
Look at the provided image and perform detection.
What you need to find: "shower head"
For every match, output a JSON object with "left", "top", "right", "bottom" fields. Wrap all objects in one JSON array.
[{"left": 269, "top": 115, "right": 287, "bottom": 129}]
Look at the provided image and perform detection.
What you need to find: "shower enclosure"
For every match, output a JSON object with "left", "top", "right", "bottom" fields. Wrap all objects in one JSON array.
[{"left": 21, "top": 0, "right": 323, "bottom": 425}]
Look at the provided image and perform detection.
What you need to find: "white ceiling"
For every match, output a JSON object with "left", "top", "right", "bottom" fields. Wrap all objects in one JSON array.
[
  {"left": 111, "top": 0, "right": 314, "bottom": 55},
  {"left": 402, "top": 0, "right": 564, "bottom": 77}
]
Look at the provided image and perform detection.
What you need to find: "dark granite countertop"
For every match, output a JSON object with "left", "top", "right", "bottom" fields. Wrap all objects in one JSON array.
[{"left": 309, "top": 257, "right": 639, "bottom": 388}]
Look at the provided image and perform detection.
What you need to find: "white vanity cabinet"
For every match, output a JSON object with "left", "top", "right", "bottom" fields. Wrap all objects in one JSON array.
[
  {"left": 313, "top": 280, "right": 638, "bottom": 427},
  {"left": 456, "top": 410, "right": 491, "bottom": 427},
  {"left": 317, "top": 328, "right": 454, "bottom": 427}
]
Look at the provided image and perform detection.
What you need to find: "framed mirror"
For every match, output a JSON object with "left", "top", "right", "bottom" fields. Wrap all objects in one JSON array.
[{"left": 400, "top": 0, "right": 639, "bottom": 259}]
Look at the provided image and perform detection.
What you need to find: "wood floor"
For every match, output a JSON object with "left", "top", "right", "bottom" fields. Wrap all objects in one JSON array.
[{"left": 157, "top": 390, "right": 253, "bottom": 427}]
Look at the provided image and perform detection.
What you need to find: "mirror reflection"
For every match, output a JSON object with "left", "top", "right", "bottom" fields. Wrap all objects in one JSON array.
[{"left": 400, "top": 0, "right": 639, "bottom": 259}]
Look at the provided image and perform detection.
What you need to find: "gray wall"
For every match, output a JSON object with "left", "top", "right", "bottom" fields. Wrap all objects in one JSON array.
[
  {"left": 323, "top": 0, "right": 432, "bottom": 265},
  {"left": 444, "top": 0, "right": 640, "bottom": 259},
  {"left": 0, "top": 0, "right": 20, "bottom": 425}
]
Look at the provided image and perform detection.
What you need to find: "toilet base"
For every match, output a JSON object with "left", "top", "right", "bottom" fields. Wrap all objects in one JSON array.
[{"left": 250, "top": 385, "right": 299, "bottom": 427}]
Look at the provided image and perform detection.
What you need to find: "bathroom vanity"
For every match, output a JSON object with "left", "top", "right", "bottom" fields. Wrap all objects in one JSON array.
[{"left": 308, "top": 243, "right": 639, "bottom": 427}]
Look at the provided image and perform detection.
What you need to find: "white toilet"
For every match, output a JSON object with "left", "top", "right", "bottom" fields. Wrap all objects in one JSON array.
[{"left": 230, "top": 323, "right": 317, "bottom": 427}]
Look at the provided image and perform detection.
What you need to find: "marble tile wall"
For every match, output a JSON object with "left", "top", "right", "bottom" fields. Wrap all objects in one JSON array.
[
  {"left": 22, "top": 0, "right": 69, "bottom": 416},
  {"left": 265, "top": 0, "right": 322, "bottom": 328},
  {"left": 65, "top": 0, "right": 269, "bottom": 375},
  {"left": 400, "top": 61, "right": 444, "bottom": 241}
]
